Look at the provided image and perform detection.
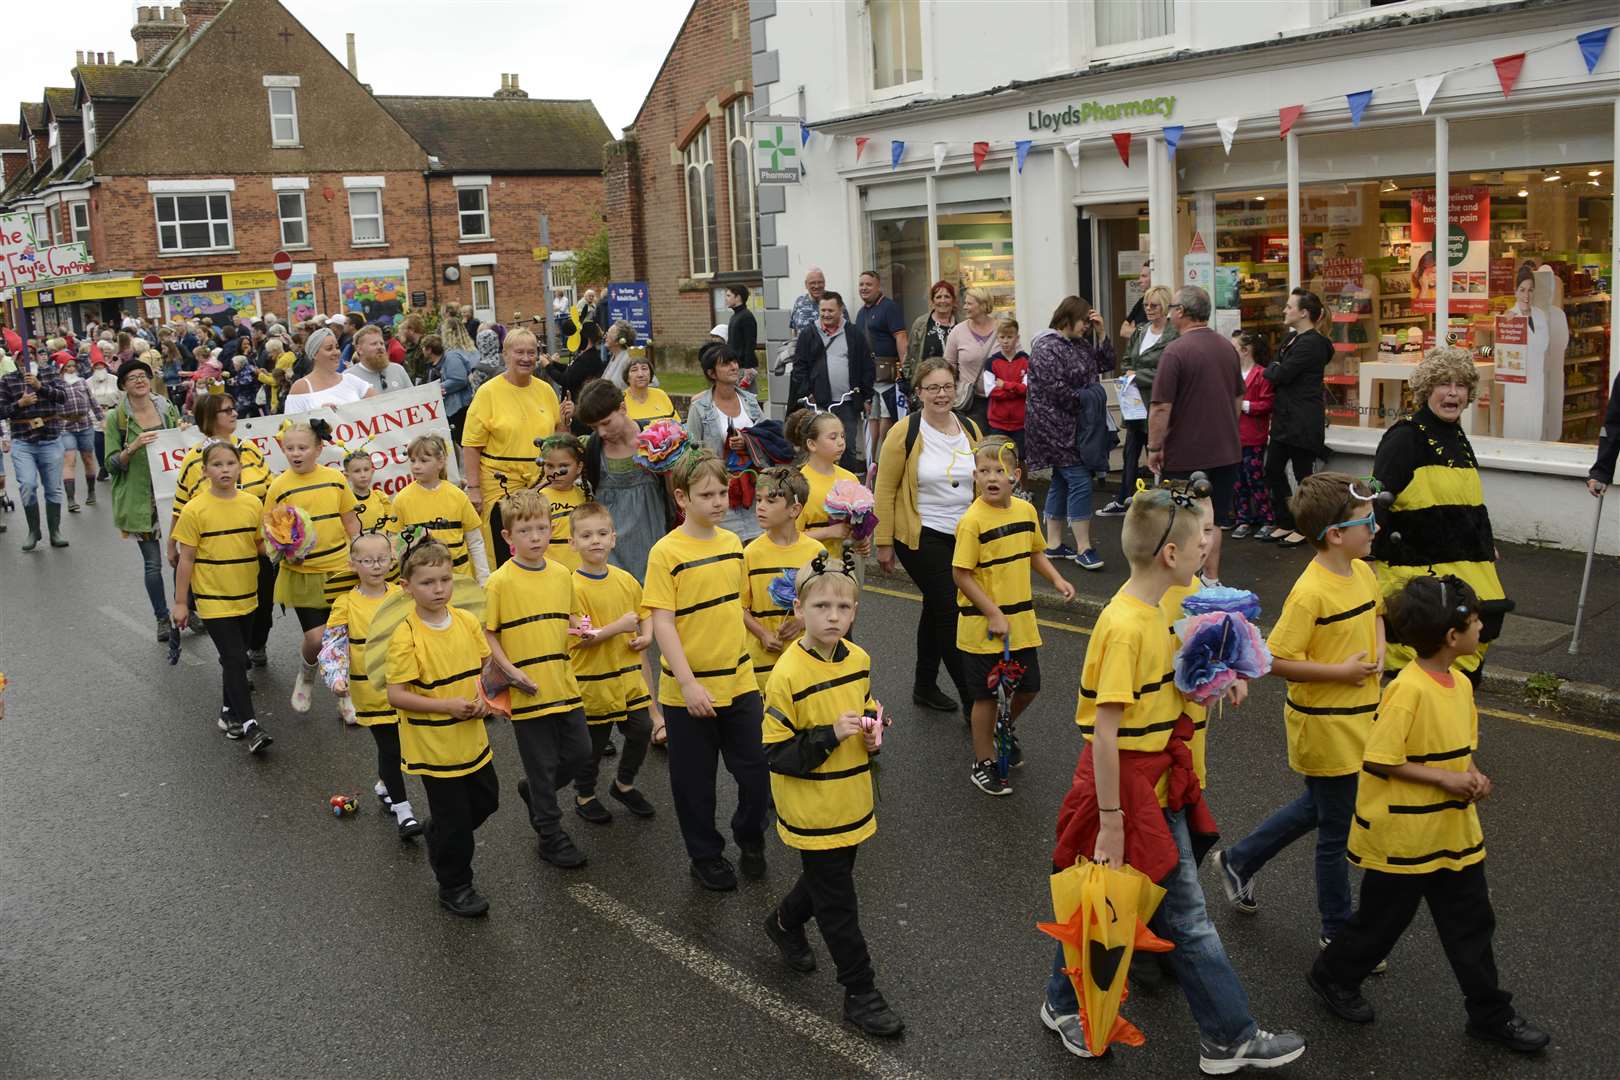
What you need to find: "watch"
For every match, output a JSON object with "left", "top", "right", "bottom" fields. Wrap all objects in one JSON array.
[{"left": 1147, "top": 446, "right": 1162, "bottom": 452}]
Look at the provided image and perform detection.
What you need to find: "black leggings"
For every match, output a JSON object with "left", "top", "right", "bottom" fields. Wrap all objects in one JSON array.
[
  {"left": 203, "top": 612, "right": 256, "bottom": 723},
  {"left": 1265, "top": 441, "right": 1316, "bottom": 531},
  {"left": 293, "top": 605, "right": 329, "bottom": 633},
  {"left": 370, "top": 723, "right": 407, "bottom": 804},
  {"left": 894, "top": 528, "right": 968, "bottom": 704}
]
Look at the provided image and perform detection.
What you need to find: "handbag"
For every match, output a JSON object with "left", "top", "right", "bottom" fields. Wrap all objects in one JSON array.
[{"left": 873, "top": 357, "right": 899, "bottom": 383}]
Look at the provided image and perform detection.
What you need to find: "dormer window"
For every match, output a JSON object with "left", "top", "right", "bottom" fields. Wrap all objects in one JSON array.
[{"left": 263, "top": 75, "right": 301, "bottom": 147}]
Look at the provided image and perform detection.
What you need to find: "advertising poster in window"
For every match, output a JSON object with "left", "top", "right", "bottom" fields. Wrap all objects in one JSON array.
[
  {"left": 167, "top": 289, "right": 260, "bottom": 322},
  {"left": 1493, "top": 313, "right": 1528, "bottom": 384},
  {"left": 339, "top": 271, "right": 406, "bottom": 325},
  {"left": 1409, "top": 187, "right": 1490, "bottom": 314},
  {"left": 287, "top": 274, "right": 316, "bottom": 324}
]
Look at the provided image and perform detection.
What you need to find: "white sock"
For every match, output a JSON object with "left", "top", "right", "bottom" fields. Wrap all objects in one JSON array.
[
  {"left": 392, "top": 799, "right": 415, "bottom": 822},
  {"left": 373, "top": 779, "right": 390, "bottom": 799}
]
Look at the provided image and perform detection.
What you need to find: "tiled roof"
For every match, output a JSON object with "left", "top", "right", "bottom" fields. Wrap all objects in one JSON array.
[
  {"left": 376, "top": 96, "right": 610, "bottom": 174},
  {"left": 44, "top": 87, "right": 79, "bottom": 120},
  {"left": 20, "top": 103, "right": 44, "bottom": 133},
  {"left": 75, "top": 65, "right": 163, "bottom": 103},
  {"left": 0, "top": 124, "right": 23, "bottom": 149}
]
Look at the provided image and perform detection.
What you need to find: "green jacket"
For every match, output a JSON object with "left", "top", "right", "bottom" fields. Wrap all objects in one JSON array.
[
  {"left": 1123, "top": 323, "right": 1177, "bottom": 394},
  {"left": 104, "top": 396, "right": 183, "bottom": 536}
]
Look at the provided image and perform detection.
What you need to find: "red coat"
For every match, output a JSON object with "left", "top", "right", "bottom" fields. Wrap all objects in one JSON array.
[
  {"left": 1239, "top": 362, "right": 1274, "bottom": 448},
  {"left": 986, "top": 349, "right": 1029, "bottom": 432}
]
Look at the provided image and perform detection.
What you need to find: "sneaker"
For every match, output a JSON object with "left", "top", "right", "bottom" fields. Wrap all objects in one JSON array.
[
  {"left": 843, "top": 989, "right": 904, "bottom": 1038},
  {"left": 690, "top": 856, "right": 738, "bottom": 892},
  {"left": 1007, "top": 734, "right": 1024, "bottom": 769},
  {"left": 1319, "top": 935, "right": 1387, "bottom": 975},
  {"left": 1255, "top": 525, "right": 1279, "bottom": 542},
  {"left": 1096, "top": 499, "right": 1130, "bottom": 517},
  {"left": 600, "top": 737, "right": 617, "bottom": 758},
  {"left": 338, "top": 696, "right": 358, "bottom": 726},
  {"left": 1198, "top": 1027, "right": 1306, "bottom": 1074},
  {"left": 1198, "top": 574, "right": 1222, "bottom": 589},
  {"left": 217, "top": 708, "right": 244, "bottom": 740},
  {"left": 738, "top": 844, "right": 767, "bottom": 881},
  {"left": 1214, "top": 850, "right": 1256, "bottom": 914},
  {"left": 609, "top": 784, "right": 656, "bottom": 818},
  {"left": 1232, "top": 523, "right": 1253, "bottom": 539},
  {"left": 67, "top": 501, "right": 81, "bottom": 514},
  {"left": 538, "top": 831, "right": 588, "bottom": 868},
  {"left": 247, "top": 649, "right": 268, "bottom": 669},
  {"left": 246, "top": 721, "right": 274, "bottom": 754},
  {"left": 970, "top": 759, "right": 1011, "bottom": 796},
  {"left": 1013, "top": 486, "right": 1035, "bottom": 504},
  {"left": 1465, "top": 1013, "right": 1551, "bottom": 1054},
  {"left": 574, "top": 796, "right": 613, "bottom": 825},
  {"left": 1075, "top": 548, "right": 1105, "bottom": 572},
  {"left": 156, "top": 616, "right": 173, "bottom": 642},
  {"left": 1043, "top": 543, "right": 1077, "bottom": 561},
  {"left": 1040, "top": 1000, "right": 1097, "bottom": 1058},
  {"left": 397, "top": 815, "right": 423, "bottom": 840},
  {"left": 1306, "top": 966, "right": 1374, "bottom": 1023},
  {"left": 438, "top": 884, "right": 490, "bottom": 918},
  {"left": 290, "top": 667, "right": 314, "bottom": 714},
  {"left": 764, "top": 911, "right": 817, "bottom": 973}
]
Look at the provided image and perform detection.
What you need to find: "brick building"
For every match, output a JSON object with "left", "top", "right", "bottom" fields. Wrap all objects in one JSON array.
[
  {"left": 604, "top": 0, "right": 760, "bottom": 362},
  {"left": 1, "top": 0, "right": 608, "bottom": 338}
]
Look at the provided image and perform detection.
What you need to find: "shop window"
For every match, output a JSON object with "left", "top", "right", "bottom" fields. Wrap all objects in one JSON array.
[
  {"left": 937, "top": 172, "right": 1015, "bottom": 316},
  {"left": 268, "top": 87, "right": 299, "bottom": 146},
  {"left": 1095, "top": 0, "right": 1173, "bottom": 49},
  {"left": 70, "top": 201, "right": 91, "bottom": 254},
  {"left": 348, "top": 188, "right": 384, "bottom": 245},
  {"left": 683, "top": 125, "right": 718, "bottom": 276},
  {"left": 725, "top": 96, "right": 758, "bottom": 273},
  {"left": 278, "top": 191, "right": 307, "bottom": 249},
  {"left": 154, "top": 193, "right": 233, "bottom": 253},
  {"left": 868, "top": 0, "right": 922, "bottom": 92},
  {"left": 457, "top": 186, "right": 489, "bottom": 239}
]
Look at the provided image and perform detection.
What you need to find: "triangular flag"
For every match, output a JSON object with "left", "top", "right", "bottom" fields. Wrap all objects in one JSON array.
[
  {"left": 855, "top": 136, "right": 869, "bottom": 162},
  {"left": 972, "top": 141, "right": 990, "bottom": 171},
  {"left": 933, "top": 142, "right": 947, "bottom": 172},
  {"left": 1279, "top": 105, "right": 1304, "bottom": 139},
  {"left": 801, "top": 126, "right": 811, "bottom": 148},
  {"left": 1577, "top": 27, "right": 1612, "bottom": 74},
  {"left": 1014, "top": 140, "right": 1032, "bottom": 173},
  {"left": 890, "top": 140, "right": 905, "bottom": 170},
  {"left": 1162, "top": 125, "right": 1184, "bottom": 161},
  {"left": 1216, "top": 116, "right": 1239, "bottom": 155},
  {"left": 1414, "top": 74, "right": 1444, "bottom": 114},
  {"left": 1063, "top": 139, "right": 1080, "bottom": 171},
  {"left": 1112, "top": 132, "right": 1132, "bottom": 167},
  {"left": 1493, "top": 52, "right": 1526, "bottom": 97},
  {"left": 1346, "top": 90, "right": 1373, "bottom": 127}
]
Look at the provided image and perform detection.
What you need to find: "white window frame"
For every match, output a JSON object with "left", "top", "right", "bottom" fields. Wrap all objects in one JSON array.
[
  {"left": 456, "top": 184, "right": 490, "bottom": 240},
  {"left": 864, "top": 0, "right": 927, "bottom": 101},
  {"left": 27, "top": 131, "right": 36, "bottom": 170},
  {"left": 68, "top": 200, "right": 91, "bottom": 252},
  {"left": 683, "top": 125, "right": 718, "bottom": 277},
  {"left": 82, "top": 101, "right": 96, "bottom": 156},
  {"left": 48, "top": 121, "right": 61, "bottom": 170},
  {"left": 31, "top": 210, "right": 50, "bottom": 245},
  {"left": 263, "top": 75, "right": 301, "bottom": 147},
  {"left": 153, "top": 191, "right": 234, "bottom": 254},
  {"left": 725, "top": 96, "right": 759, "bottom": 272},
  {"left": 1086, "top": 0, "right": 1181, "bottom": 63},
  {"left": 347, "top": 187, "right": 385, "bottom": 246},
  {"left": 277, "top": 189, "right": 309, "bottom": 249}
]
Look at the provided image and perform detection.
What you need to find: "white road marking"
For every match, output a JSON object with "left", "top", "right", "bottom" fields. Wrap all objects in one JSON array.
[
  {"left": 567, "top": 883, "right": 927, "bottom": 1080},
  {"left": 98, "top": 604, "right": 206, "bottom": 667}
]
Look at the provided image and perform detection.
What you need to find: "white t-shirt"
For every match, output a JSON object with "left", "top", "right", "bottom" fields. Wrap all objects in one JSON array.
[
  {"left": 1139, "top": 326, "right": 1163, "bottom": 353},
  {"left": 283, "top": 371, "right": 373, "bottom": 414},
  {"left": 916, "top": 418, "right": 974, "bottom": 535}
]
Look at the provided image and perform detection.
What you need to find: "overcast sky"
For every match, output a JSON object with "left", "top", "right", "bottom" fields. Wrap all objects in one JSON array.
[{"left": 1, "top": 0, "right": 694, "bottom": 135}]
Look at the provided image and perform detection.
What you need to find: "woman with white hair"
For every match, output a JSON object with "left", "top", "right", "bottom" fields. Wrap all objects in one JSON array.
[{"left": 283, "top": 326, "right": 376, "bottom": 414}]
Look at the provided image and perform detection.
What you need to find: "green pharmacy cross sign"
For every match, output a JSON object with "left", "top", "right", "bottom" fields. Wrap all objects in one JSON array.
[{"left": 754, "top": 119, "right": 802, "bottom": 185}]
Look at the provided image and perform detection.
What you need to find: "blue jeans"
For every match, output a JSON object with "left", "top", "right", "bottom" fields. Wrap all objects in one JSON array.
[
  {"left": 137, "top": 537, "right": 169, "bottom": 621},
  {"left": 11, "top": 438, "right": 65, "bottom": 507},
  {"left": 1043, "top": 464, "right": 1094, "bottom": 525},
  {"left": 1045, "top": 809, "right": 1256, "bottom": 1047},
  {"left": 1226, "top": 772, "right": 1358, "bottom": 938},
  {"left": 61, "top": 428, "right": 95, "bottom": 455}
]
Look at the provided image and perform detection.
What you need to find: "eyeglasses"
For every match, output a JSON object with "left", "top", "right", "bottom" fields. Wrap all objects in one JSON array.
[
  {"left": 353, "top": 556, "right": 393, "bottom": 568},
  {"left": 916, "top": 382, "right": 955, "bottom": 395},
  {"left": 219, "top": 403, "right": 237, "bottom": 413},
  {"left": 1317, "top": 511, "right": 1378, "bottom": 540}
]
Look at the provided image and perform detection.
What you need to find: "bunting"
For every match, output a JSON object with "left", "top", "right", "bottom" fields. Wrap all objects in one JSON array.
[
  {"left": 1112, "top": 132, "right": 1131, "bottom": 167},
  {"left": 1414, "top": 74, "right": 1444, "bottom": 114},
  {"left": 1216, "top": 116, "right": 1239, "bottom": 155},
  {"left": 801, "top": 126, "right": 811, "bottom": 147},
  {"left": 1015, "top": 140, "right": 1032, "bottom": 173},
  {"left": 855, "top": 136, "right": 869, "bottom": 162},
  {"left": 933, "top": 141, "right": 948, "bottom": 172},
  {"left": 1278, "top": 105, "right": 1304, "bottom": 138},
  {"left": 1162, "top": 125, "right": 1184, "bottom": 161},
  {"left": 973, "top": 141, "right": 990, "bottom": 172},
  {"left": 1493, "top": 52, "right": 1526, "bottom": 97},
  {"left": 1064, "top": 139, "right": 1080, "bottom": 171},
  {"left": 1346, "top": 90, "right": 1372, "bottom": 127},
  {"left": 1577, "top": 26, "right": 1612, "bottom": 74},
  {"left": 890, "top": 139, "right": 904, "bottom": 170}
]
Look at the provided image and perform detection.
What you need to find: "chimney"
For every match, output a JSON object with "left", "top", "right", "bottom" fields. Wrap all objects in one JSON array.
[
  {"left": 494, "top": 72, "right": 529, "bottom": 100},
  {"left": 96, "top": 52, "right": 106, "bottom": 65},
  {"left": 132, "top": 5, "right": 186, "bottom": 63},
  {"left": 346, "top": 33, "right": 358, "bottom": 78},
  {"left": 108, "top": 51, "right": 116, "bottom": 64},
  {"left": 76, "top": 50, "right": 85, "bottom": 66},
  {"left": 179, "top": 0, "right": 227, "bottom": 39}
]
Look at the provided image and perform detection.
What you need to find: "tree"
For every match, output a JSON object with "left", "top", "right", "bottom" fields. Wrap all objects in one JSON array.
[{"left": 570, "top": 224, "right": 610, "bottom": 292}]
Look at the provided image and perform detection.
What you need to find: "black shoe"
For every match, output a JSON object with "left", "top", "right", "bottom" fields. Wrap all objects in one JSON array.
[
  {"left": 246, "top": 722, "right": 273, "bottom": 754},
  {"left": 764, "top": 910, "right": 816, "bottom": 973},
  {"left": 538, "top": 831, "right": 588, "bottom": 868},
  {"left": 96, "top": 470, "right": 110, "bottom": 481},
  {"left": 738, "top": 845, "right": 767, "bottom": 881},
  {"left": 438, "top": 884, "right": 490, "bottom": 917},
  {"left": 911, "top": 684, "right": 957, "bottom": 712},
  {"left": 248, "top": 648, "right": 268, "bottom": 669},
  {"left": 690, "top": 856, "right": 738, "bottom": 891},
  {"left": 1306, "top": 967, "right": 1374, "bottom": 1023},
  {"left": 218, "top": 708, "right": 245, "bottom": 740},
  {"left": 397, "top": 816, "right": 423, "bottom": 840},
  {"left": 1466, "top": 1014, "right": 1550, "bottom": 1054},
  {"left": 843, "top": 989, "right": 905, "bottom": 1037},
  {"left": 609, "top": 784, "right": 656, "bottom": 818},
  {"left": 517, "top": 776, "right": 531, "bottom": 811},
  {"left": 157, "top": 616, "right": 173, "bottom": 643},
  {"left": 600, "top": 737, "right": 617, "bottom": 758},
  {"left": 1008, "top": 734, "right": 1024, "bottom": 769},
  {"left": 574, "top": 796, "right": 613, "bottom": 825}
]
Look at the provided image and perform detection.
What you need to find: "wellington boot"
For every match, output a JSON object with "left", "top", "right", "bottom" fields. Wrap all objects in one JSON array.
[
  {"left": 21, "top": 504, "right": 42, "bottom": 551},
  {"left": 46, "top": 502, "right": 69, "bottom": 547}
]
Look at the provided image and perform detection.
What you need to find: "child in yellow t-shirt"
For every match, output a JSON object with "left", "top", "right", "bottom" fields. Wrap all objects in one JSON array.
[
  {"left": 483, "top": 489, "right": 591, "bottom": 869},
  {"left": 539, "top": 433, "right": 588, "bottom": 571},
  {"left": 950, "top": 437, "right": 1073, "bottom": 796},
  {"left": 567, "top": 501, "right": 658, "bottom": 824},
  {"left": 171, "top": 439, "right": 269, "bottom": 753},
  {"left": 743, "top": 467, "right": 826, "bottom": 691},
  {"left": 326, "top": 531, "right": 419, "bottom": 839},
  {"left": 644, "top": 450, "right": 767, "bottom": 892},
  {"left": 386, "top": 537, "right": 495, "bottom": 918},
  {"left": 1309, "top": 575, "right": 1548, "bottom": 1055},
  {"left": 761, "top": 552, "right": 903, "bottom": 1038},
  {"left": 1216, "top": 473, "right": 1385, "bottom": 951},
  {"left": 787, "top": 409, "right": 863, "bottom": 562},
  {"left": 327, "top": 448, "right": 396, "bottom": 597},
  {"left": 390, "top": 434, "right": 488, "bottom": 583}
]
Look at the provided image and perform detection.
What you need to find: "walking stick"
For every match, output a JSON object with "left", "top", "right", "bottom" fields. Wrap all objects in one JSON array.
[{"left": 1568, "top": 491, "right": 1605, "bottom": 655}]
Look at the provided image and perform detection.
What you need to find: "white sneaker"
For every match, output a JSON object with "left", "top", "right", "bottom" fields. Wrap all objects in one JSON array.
[
  {"left": 290, "top": 665, "right": 314, "bottom": 714},
  {"left": 1040, "top": 1000, "right": 1097, "bottom": 1058},
  {"left": 1199, "top": 1028, "right": 1305, "bottom": 1074}
]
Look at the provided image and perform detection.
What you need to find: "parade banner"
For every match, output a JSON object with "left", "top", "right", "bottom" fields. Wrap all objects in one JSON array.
[
  {"left": 1410, "top": 187, "right": 1490, "bottom": 314},
  {"left": 147, "top": 383, "right": 457, "bottom": 526},
  {"left": 0, "top": 213, "right": 94, "bottom": 289}
]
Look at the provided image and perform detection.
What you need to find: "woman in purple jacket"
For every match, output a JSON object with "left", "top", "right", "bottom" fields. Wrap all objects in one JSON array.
[{"left": 1025, "top": 296, "right": 1114, "bottom": 572}]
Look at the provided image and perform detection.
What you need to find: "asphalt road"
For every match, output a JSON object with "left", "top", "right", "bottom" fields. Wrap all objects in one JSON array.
[{"left": 2, "top": 507, "right": 1616, "bottom": 1079}]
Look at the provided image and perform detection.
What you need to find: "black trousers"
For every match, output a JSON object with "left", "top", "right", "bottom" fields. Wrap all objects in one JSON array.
[
  {"left": 420, "top": 761, "right": 499, "bottom": 892},
  {"left": 1265, "top": 440, "right": 1316, "bottom": 531},
  {"left": 1116, "top": 418, "right": 1148, "bottom": 501},
  {"left": 510, "top": 709, "right": 592, "bottom": 836},
  {"left": 293, "top": 605, "right": 328, "bottom": 633},
  {"left": 893, "top": 529, "right": 968, "bottom": 704},
  {"left": 576, "top": 709, "right": 652, "bottom": 797},
  {"left": 249, "top": 556, "right": 276, "bottom": 651},
  {"left": 1316, "top": 861, "right": 1513, "bottom": 1027},
  {"left": 370, "top": 723, "right": 406, "bottom": 804},
  {"left": 664, "top": 692, "right": 768, "bottom": 862},
  {"left": 203, "top": 612, "right": 256, "bottom": 724},
  {"left": 780, "top": 845, "right": 874, "bottom": 996}
]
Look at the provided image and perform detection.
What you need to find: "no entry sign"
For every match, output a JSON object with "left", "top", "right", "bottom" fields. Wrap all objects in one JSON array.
[
  {"left": 271, "top": 251, "right": 293, "bottom": 282},
  {"left": 141, "top": 274, "right": 164, "bottom": 298}
]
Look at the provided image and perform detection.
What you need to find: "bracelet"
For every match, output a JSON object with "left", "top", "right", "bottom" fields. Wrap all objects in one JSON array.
[
  {"left": 1146, "top": 446, "right": 1161, "bottom": 453},
  {"left": 1098, "top": 806, "right": 1123, "bottom": 814}
]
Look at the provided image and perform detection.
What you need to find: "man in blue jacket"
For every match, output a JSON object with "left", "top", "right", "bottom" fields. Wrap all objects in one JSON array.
[{"left": 790, "top": 290, "right": 873, "bottom": 472}]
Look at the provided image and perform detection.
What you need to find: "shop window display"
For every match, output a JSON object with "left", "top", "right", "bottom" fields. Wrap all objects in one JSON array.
[{"left": 936, "top": 172, "right": 1015, "bottom": 315}]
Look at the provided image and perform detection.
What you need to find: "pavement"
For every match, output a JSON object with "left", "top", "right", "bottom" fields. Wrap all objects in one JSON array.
[{"left": 2, "top": 506, "right": 1617, "bottom": 1078}]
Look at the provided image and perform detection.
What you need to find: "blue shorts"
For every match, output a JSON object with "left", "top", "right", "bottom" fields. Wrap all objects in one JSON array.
[
  {"left": 1043, "top": 464, "right": 1095, "bottom": 523},
  {"left": 61, "top": 429, "right": 95, "bottom": 454}
]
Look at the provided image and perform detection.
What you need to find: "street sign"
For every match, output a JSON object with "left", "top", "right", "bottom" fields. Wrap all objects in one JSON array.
[
  {"left": 532, "top": 245, "right": 550, "bottom": 263},
  {"left": 142, "top": 274, "right": 165, "bottom": 298},
  {"left": 606, "top": 282, "right": 652, "bottom": 340},
  {"left": 754, "top": 117, "right": 802, "bottom": 185},
  {"left": 271, "top": 250, "right": 293, "bottom": 281}
]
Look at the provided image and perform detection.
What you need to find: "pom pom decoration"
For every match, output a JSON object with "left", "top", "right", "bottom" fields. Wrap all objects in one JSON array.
[
  {"left": 317, "top": 626, "right": 350, "bottom": 693},
  {"left": 768, "top": 569, "right": 799, "bottom": 611},
  {"left": 1171, "top": 611, "right": 1272, "bottom": 705},
  {"left": 633, "top": 419, "right": 692, "bottom": 474},
  {"left": 567, "top": 615, "right": 596, "bottom": 638},
  {"left": 824, "top": 479, "right": 879, "bottom": 542},
  {"left": 1179, "top": 585, "right": 1263, "bottom": 622},
  {"left": 261, "top": 504, "right": 318, "bottom": 564}
]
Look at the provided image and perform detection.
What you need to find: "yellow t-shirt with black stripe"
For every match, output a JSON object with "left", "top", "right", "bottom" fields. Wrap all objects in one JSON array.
[
  {"left": 1268, "top": 558, "right": 1383, "bottom": 777},
  {"left": 386, "top": 606, "right": 492, "bottom": 778},
  {"left": 171, "top": 434, "right": 270, "bottom": 520},
  {"left": 391, "top": 480, "right": 482, "bottom": 579},
  {"left": 798, "top": 462, "right": 860, "bottom": 561},
  {"left": 327, "top": 584, "right": 399, "bottom": 726},
  {"left": 351, "top": 487, "right": 394, "bottom": 534},
  {"left": 625, "top": 386, "right": 678, "bottom": 427},
  {"left": 1077, "top": 591, "right": 1184, "bottom": 805},
  {"left": 1349, "top": 664, "right": 1484, "bottom": 875},
  {"left": 172, "top": 489, "right": 262, "bottom": 619},
  {"left": 265, "top": 465, "right": 357, "bottom": 575},
  {"left": 744, "top": 531, "right": 826, "bottom": 690},
  {"left": 762, "top": 639, "right": 877, "bottom": 851},
  {"left": 1159, "top": 581, "right": 1209, "bottom": 789},
  {"left": 570, "top": 565, "right": 652, "bottom": 724},
  {"left": 643, "top": 527, "right": 756, "bottom": 709},
  {"left": 545, "top": 484, "right": 586, "bottom": 571},
  {"left": 953, "top": 497, "right": 1045, "bottom": 653},
  {"left": 484, "top": 558, "right": 582, "bottom": 721}
]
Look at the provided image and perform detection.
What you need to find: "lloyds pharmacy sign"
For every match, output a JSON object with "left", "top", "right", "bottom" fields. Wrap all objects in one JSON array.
[{"left": 1027, "top": 95, "right": 1177, "bottom": 133}]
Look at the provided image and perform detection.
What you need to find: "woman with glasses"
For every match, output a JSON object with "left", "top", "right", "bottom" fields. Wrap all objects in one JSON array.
[
  {"left": 873, "top": 357, "right": 982, "bottom": 720},
  {"left": 104, "top": 354, "right": 186, "bottom": 640},
  {"left": 1100, "top": 285, "right": 1176, "bottom": 516}
]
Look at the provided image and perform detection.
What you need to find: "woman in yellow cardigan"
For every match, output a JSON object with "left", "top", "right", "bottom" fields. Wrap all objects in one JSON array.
[{"left": 873, "top": 357, "right": 982, "bottom": 720}]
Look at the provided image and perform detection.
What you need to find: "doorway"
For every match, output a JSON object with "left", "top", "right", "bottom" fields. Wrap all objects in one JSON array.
[
  {"left": 471, "top": 275, "right": 495, "bottom": 325},
  {"left": 1077, "top": 202, "right": 1149, "bottom": 332}
]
